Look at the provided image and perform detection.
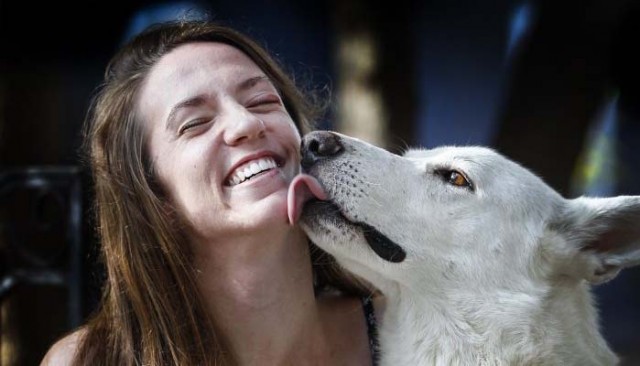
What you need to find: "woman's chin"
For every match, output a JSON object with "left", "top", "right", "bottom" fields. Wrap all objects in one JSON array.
[{"left": 213, "top": 189, "right": 290, "bottom": 234}]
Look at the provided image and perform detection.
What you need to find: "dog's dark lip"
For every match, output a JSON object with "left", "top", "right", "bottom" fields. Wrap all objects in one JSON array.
[
  {"left": 359, "top": 222, "right": 407, "bottom": 263},
  {"left": 304, "top": 199, "right": 407, "bottom": 263}
]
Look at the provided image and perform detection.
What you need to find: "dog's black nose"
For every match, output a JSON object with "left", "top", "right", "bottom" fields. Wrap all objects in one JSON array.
[{"left": 301, "top": 131, "right": 344, "bottom": 169}]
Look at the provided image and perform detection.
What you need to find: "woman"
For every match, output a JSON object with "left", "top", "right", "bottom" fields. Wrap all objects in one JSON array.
[{"left": 40, "top": 20, "right": 381, "bottom": 365}]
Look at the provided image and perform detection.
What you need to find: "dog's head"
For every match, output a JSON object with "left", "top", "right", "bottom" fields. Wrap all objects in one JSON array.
[{"left": 289, "top": 131, "right": 640, "bottom": 293}]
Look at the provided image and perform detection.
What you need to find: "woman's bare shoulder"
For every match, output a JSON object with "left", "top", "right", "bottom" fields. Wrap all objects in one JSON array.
[{"left": 40, "top": 328, "right": 86, "bottom": 366}]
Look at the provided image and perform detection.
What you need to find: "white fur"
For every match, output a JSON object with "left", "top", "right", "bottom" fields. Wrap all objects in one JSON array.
[{"left": 301, "top": 132, "right": 640, "bottom": 366}]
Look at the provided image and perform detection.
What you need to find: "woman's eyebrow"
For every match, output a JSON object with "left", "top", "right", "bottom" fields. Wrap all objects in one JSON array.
[
  {"left": 165, "top": 95, "right": 207, "bottom": 131},
  {"left": 235, "top": 75, "right": 271, "bottom": 93}
]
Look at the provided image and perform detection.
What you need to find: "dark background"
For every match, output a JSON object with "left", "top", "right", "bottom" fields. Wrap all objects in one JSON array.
[{"left": 1, "top": 0, "right": 639, "bottom": 364}]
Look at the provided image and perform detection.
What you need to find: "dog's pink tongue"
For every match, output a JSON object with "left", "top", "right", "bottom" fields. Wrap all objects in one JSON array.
[{"left": 287, "top": 174, "right": 328, "bottom": 225}]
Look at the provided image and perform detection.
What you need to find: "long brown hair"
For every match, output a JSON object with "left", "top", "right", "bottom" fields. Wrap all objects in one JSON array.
[{"left": 75, "top": 20, "right": 368, "bottom": 366}]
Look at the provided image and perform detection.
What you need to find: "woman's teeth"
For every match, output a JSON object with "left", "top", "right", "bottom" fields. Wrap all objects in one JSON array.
[{"left": 228, "top": 157, "right": 278, "bottom": 186}]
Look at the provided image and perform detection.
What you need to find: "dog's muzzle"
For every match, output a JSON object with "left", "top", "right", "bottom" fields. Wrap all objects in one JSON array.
[
  {"left": 300, "top": 131, "right": 407, "bottom": 263},
  {"left": 300, "top": 130, "right": 345, "bottom": 169}
]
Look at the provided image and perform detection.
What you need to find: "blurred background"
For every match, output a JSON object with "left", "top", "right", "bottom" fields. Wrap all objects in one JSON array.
[{"left": 1, "top": 0, "right": 639, "bottom": 364}]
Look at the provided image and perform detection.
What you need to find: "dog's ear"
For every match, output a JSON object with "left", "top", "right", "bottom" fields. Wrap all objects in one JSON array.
[{"left": 553, "top": 196, "right": 640, "bottom": 284}]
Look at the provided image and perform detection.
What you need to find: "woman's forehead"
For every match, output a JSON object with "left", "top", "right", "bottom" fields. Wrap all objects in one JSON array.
[{"left": 150, "top": 42, "right": 264, "bottom": 87}]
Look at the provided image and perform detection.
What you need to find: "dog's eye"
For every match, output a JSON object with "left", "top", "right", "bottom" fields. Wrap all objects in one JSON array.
[
  {"left": 449, "top": 171, "right": 468, "bottom": 187},
  {"left": 436, "top": 169, "right": 473, "bottom": 190}
]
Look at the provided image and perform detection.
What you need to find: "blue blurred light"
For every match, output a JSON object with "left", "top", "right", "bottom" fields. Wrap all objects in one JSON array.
[
  {"left": 506, "top": 2, "right": 535, "bottom": 61},
  {"left": 122, "top": 2, "right": 210, "bottom": 43}
]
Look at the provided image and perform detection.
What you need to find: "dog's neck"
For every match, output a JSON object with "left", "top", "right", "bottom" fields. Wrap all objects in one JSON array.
[{"left": 376, "top": 277, "right": 618, "bottom": 365}]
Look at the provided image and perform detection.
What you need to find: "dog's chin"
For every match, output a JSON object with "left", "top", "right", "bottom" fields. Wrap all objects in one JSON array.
[{"left": 302, "top": 200, "right": 406, "bottom": 263}]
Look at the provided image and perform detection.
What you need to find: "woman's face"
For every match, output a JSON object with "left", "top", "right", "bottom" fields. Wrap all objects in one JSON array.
[{"left": 137, "top": 42, "right": 302, "bottom": 242}]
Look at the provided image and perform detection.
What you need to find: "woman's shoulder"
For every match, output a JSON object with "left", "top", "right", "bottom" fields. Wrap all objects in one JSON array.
[{"left": 40, "top": 328, "right": 86, "bottom": 366}]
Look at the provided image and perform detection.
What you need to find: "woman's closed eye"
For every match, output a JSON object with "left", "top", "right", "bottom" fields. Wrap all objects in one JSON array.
[
  {"left": 246, "top": 94, "right": 282, "bottom": 113},
  {"left": 178, "top": 118, "right": 211, "bottom": 135}
]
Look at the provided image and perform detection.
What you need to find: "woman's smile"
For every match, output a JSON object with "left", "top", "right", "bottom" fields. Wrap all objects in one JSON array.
[{"left": 224, "top": 151, "right": 285, "bottom": 186}]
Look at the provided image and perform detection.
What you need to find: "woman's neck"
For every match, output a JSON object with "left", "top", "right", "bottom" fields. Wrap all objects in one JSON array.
[{"left": 193, "top": 225, "right": 330, "bottom": 365}]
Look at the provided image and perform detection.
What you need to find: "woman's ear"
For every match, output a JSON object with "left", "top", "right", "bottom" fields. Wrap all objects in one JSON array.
[{"left": 552, "top": 196, "right": 640, "bottom": 284}]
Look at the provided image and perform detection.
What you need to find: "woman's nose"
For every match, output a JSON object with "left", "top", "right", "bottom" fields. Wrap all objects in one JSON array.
[{"left": 222, "top": 104, "right": 266, "bottom": 145}]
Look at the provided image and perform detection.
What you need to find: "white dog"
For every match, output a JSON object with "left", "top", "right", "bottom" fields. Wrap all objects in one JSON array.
[{"left": 288, "top": 131, "right": 640, "bottom": 366}]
